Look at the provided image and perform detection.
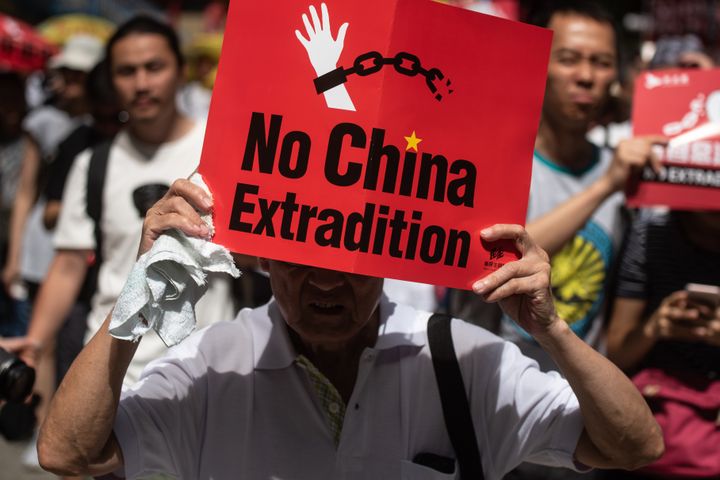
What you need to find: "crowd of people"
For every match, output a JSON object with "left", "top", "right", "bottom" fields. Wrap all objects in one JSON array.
[{"left": 0, "top": 1, "right": 718, "bottom": 479}]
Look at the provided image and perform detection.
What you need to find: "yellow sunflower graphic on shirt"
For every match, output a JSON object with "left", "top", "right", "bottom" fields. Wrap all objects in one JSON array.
[
  {"left": 510, "top": 220, "right": 612, "bottom": 342},
  {"left": 550, "top": 221, "right": 612, "bottom": 338}
]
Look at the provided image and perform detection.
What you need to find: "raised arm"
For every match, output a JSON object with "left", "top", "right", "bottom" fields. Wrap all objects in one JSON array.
[
  {"left": 527, "top": 136, "right": 666, "bottom": 256},
  {"left": 474, "top": 225, "right": 663, "bottom": 470},
  {"left": 37, "top": 179, "right": 213, "bottom": 476}
]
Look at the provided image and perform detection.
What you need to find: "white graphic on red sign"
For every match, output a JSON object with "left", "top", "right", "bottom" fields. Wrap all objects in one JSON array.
[{"left": 295, "top": 3, "right": 356, "bottom": 111}]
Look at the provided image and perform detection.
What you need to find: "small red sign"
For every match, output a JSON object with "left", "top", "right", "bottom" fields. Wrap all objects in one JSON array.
[
  {"left": 628, "top": 68, "right": 720, "bottom": 211},
  {"left": 199, "top": 0, "right": 551, "bottom": 289}
]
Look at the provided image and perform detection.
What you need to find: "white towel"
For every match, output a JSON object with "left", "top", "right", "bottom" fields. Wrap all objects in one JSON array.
[{"left": 109, "top": 174, "right": 240, "bottom": 347}]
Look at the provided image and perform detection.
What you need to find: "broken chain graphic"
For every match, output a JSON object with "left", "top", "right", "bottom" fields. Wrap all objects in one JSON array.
[{"left": 313, "top": 51, "right": 454, "bottom": 101}]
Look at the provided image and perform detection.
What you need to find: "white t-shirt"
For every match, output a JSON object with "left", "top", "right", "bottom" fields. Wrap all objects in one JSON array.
[
  {"left": 176, "top": 81, "right": 212, "bottom": 120},
  {"left": 500, "top": 147, "right": 624, "bottom": 372},
  {"left": 54, "top": 120, "right": 235, "bottom": 384},
  {"left": 23, "top": 105, "right": 83, "bottom": 158},
  {"left": 115, "top": 297, "right": 585, "bottom": 480}
]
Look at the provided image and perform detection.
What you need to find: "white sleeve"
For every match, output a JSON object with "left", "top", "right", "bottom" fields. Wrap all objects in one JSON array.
[
  {"left": 53, "top": 149, "right": 95, "bottom": 250},
  {"left": 113, "top": 331, "right": 210, "bottom": 479},
  {"left": 525, "top": 159, "right": 543, "bottom": 222},
  {"left": 453, "top": 321, "right": 586, "bottom": 478}
]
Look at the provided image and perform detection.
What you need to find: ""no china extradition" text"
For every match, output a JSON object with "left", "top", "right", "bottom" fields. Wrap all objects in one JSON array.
[{"left": 228, "top": 112, "right": 479, "bottom": 268}]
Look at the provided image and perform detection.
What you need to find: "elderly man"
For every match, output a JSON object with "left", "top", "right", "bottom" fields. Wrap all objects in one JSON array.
[{"left": 37, "top": 179, "right": 662, "bottom": 479}]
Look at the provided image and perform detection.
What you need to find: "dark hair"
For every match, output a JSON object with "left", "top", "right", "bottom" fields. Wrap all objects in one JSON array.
[
  {"left": 528, "top": 0, "right": 616, "bottom": 30},
  {"left": 650, "top": 34, "right": 705, "bottom": 69},
  {"left": 0, "top": 72, "right": 27, "bottom": 114},
  {"left": 528, "top": 1, "right": 621, "bottom": 69},
  {"left": 105, "top": 14, "right": 184, "bottom": 69},
  {"left": 0, "top": 72, "right": 27, "bottom": 139},
  {"left": 86, "top": 59, "right": 118, "bottom": 106}
]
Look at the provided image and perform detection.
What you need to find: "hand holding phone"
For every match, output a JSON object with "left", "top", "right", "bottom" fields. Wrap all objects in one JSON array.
[
  {"left": 647, "top": 289, "right": 718, "bottom": 343},
  {"left": 685, "top": 283, "right": 720, "bottom": 311},
  {"left": 683, "top": 284, "right": 720, "bottom": 346}
]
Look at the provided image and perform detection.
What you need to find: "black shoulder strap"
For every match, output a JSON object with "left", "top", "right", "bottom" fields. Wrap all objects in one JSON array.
[
  {"left": 86, "top": 140, "right": 112, "bottom": 231},
  {"left": 427, "top": 313, "right": 485, "bottom": 480},
  {"left": 81, "top": 140, "right": 112, "bottom": 302}
]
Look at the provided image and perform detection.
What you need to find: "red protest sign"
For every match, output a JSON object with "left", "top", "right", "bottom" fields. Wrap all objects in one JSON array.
[
  {"left": 628, "top": 68, "right": 720, "bottom": 211},
  {"left": 199, "top": 0, "right": 551, "bottom": 290}
]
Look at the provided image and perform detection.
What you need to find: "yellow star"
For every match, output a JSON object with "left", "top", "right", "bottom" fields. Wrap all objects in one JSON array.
[{"left": 404, "top": 131, "right": 423, "bottom": 152}]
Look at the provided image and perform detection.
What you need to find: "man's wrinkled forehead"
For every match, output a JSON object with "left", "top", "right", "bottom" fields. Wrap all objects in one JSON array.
[{"left": 547, "top": 12, "right": 617, "bottom": 58}]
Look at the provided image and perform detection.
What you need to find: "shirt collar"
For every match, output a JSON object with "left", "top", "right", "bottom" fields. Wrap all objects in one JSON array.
[
  {"left": 249, "top": 295, "right": 429, "bottom": 371},
  {"left": 374, "top": 295, "right": 429, "bottom": 350},
  {"left": 248, "top": 300, "right": 296, "bottom": 370}
]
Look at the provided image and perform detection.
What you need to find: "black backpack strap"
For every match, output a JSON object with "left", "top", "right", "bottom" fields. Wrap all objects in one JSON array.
[
  {"left": 80, "top": 140, "right": 112, "bottom": 302},
  {"left": 427, "top": 313, "right": 485, "bottom": 480},
  {"left": 86, "top": 140, "right": 111, "bottom": 233}
]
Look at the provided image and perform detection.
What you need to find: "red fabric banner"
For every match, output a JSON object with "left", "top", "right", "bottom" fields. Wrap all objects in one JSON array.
[
  {"left": 628, "top": 68, "right": 720, "bottom": 211},
  {"left": 199, "top": 0, "right": 551, "bottom": 289}
]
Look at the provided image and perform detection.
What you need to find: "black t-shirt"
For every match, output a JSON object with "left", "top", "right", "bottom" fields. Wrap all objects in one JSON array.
[
  {"left": 44, "top": 125, "right": 103, "bottom": 202},
  {"left": 615, "top": 209, "right": 720, "bottom": 374}
]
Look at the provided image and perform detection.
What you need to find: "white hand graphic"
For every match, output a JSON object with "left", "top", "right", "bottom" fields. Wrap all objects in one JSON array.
[{"left": 295, "top": 3, "right": 355, "bottom": 111}]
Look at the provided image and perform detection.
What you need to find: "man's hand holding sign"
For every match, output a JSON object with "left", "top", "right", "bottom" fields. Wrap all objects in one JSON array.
[{"left": 36, "top": 3, "right": 663, "bottom": 478}]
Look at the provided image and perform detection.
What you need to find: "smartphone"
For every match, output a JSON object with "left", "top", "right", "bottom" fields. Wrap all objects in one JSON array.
[{"left": 685, "top": 283, "right": 720, "bottom": 309}]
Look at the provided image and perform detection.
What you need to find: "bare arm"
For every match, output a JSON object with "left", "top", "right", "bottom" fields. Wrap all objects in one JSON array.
[
  {"left": 607, "top": 297, "right": 655, "bottom": 371},
  {"left": 19, "top": 249, "right": 90, "bottom": 365},
  {"left": 2, "top": 136, "right": 40, "bottom": 289},
  {"left": 38, "top": 315, "right": 136, "bottom": 476},
  {"left": 475, "top": 225, "right": 663, "bottom": 470},
  {"left": 37, "top": 179, "right": 213, "bottom": 476},
  {"left": 527, "top": 136, "right": 666, "bottom": 257},
  {"left": 539, "top": 322, "right": 662, "bottom": 469},
  {"left": 526, "top": 177, "right": 614, "bottom": 256}
]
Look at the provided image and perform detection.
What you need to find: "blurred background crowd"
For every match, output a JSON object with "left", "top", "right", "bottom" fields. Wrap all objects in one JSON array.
[{"left": 0, "top": 1, "right": 718, "bottom": 479}]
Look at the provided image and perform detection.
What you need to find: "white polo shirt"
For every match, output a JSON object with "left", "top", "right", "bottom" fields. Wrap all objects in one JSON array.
[{"left": 114, "top": 297, "right": 585, "bottom": 479}]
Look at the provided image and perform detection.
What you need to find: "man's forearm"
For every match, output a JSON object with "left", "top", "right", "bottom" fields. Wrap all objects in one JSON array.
[
  {"left": 27, "top": 250, "right": 90, "bottom": 351},
  {"left": 38, "top": 316, "right": 136, "bottom": 476},
  {"left": 535, "top": 320, "right": 663, "bottom": 469},
  {"left": 527, "top": 177, "right": 614, "bottom": 257}
]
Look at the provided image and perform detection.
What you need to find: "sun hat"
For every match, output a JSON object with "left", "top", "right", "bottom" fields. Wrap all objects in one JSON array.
[{"left": 48, "top": 33, "right": 103, "bottom": 72}]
